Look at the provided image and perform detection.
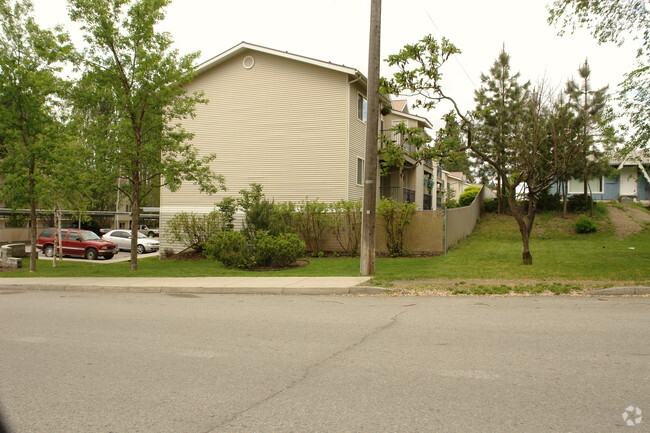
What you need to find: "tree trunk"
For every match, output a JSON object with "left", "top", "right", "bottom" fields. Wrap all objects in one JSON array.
[
  {"left": 29, "top": 156, "right": 37, "bottom": 273},
  {"left": 497, "top": 176, "right": 503, "bottom": 214},
  {"left": 506, "top": 186, "right": 534, "bottom": 265},
  {"left": 561, "top": 179, "right": 569, "bottom": 218},
  {"left": 130, "top": 179, "right": 140, "bottom": 271},
  {"left": 52, "top": 206, "right": 58, "bottom": 267}
]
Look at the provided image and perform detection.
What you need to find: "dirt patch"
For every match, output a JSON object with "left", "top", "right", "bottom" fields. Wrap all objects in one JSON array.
[
  {"left": 164, "top": 250, "right": 204, "bottom": 261},
  {"left": 0, "top": 266, "right": 19, "bottom": 273},
  {"left": 607, "top": 206, "right": 643, "bottom": 237}
]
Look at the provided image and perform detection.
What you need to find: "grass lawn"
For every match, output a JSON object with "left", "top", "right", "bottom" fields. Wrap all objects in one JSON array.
[{"left": 4, "top": 205, "right": 649, "bottom": 285}]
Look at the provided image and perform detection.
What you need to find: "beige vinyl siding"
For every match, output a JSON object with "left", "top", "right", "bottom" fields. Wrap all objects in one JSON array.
[
  {"left": 160, "top": 50, "right": 351, "bottom": 251},
  {"left": 161, "top": 50, "right": 349, "bottom": 211},
  {"left": 347, "top": 82, "right": 367, "bottom": 201}
]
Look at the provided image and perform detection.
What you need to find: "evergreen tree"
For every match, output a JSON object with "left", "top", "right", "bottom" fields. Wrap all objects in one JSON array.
[
  {"left": 565, "top": 59, "right": 616, "bottom": 215},
  {"left": 473, "top": 47, "right": 529, "bottom": 214},
  {"left": 549, "top": 0, "right": 649, "bottom": 153}
]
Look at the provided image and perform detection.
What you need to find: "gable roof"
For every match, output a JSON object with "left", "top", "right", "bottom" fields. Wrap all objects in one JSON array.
[
  {"left": 611, "top": 150, "right": 650, "bottom": 168},
  {"left": 390, "top": 109, "right": 434, "bottom": 129},
  {"left": 391, "top": 100, "right": 409, "bottom": 113},
  {"left": 196, "top": 42, "right": 362, "bottom": 78}
]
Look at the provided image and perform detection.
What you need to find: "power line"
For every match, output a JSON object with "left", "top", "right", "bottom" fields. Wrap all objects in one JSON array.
[{"left": 423, "top": 9, "right": 478, "bottom": 88}]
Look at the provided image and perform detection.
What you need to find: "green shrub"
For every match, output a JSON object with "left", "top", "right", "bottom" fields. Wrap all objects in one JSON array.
[
  {"left": 237, "top": 184, "right": 289, "bottom": 239},
  {"left": 294, "top": 199, "right": 331, "bottom": 253},
  {"left": 443, "top": 187, "right": 459, "bottom": 209},
  {"left": 255, "top": 231, "right": 305, "bottom": 267},
  {"left": 536, "top": 190, "right": 561, "bottom": 211},
  {"left": 567, "top": 194, "right": 593, "bottom": 213},
  {"left": 166, "top": 210, "right": 224, "bottom": 253},
  {"left": 483, "top": 198, "right": 498, "bottom": 213},
  {"left": 274, "top": 201, "right": 297, "bottom": 229},
  {"left": 459, "top": 186, "right": 481, "bottom": 207},
  {"left": 574, "top": 216, "right": 597, "bottom": 234},
  {"left": 377, "top": 198, "right": 416, "bottom": 256},
  {"left": 203, "top": 231, "right": 255, "bottom": 269},
  {"left": 216, "top": 197, "right": 237, "bottom": 231},
  {"left": 329, "top": 199, "right": 362, "bottom": 255},
  {"left": 243, "top": 198, "right": 289, "bottom": 239}
]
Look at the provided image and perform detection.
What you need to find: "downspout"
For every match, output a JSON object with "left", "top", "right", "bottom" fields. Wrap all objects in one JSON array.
[
  {"left": 348, "top": 73, "right": 363, "bottom": 86},
  {"left": 347, "top": 73, "right": 362, "bottom": 202}
]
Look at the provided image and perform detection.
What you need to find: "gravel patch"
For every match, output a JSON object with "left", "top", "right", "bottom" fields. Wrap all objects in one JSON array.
[{"left": 607, "top": 206, "right": 643, "bottom": 237}]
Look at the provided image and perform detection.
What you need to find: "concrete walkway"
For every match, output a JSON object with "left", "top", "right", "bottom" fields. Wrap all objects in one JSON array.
[{"left": 0, "top": 276, "right": 383, "bottom": 295}]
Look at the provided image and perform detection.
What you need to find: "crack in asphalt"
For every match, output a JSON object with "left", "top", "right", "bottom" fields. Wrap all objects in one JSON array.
[{"left": 202, "top": 307, "right": 410, "bottom": 433}]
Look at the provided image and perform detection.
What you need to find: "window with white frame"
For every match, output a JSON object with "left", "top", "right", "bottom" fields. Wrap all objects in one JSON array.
[
  {"left": 357, "top": 157, "right": 365, "bottom": 185},
  {"left": 568, "top": 177, "right": 603, "bottom": 194},
  {"left": 357, "top": 94, "right": 367, "bottom": 122}
]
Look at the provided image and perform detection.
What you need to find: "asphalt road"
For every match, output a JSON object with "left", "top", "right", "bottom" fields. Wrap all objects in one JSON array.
[{"left": 0, "top": 292, "right": 648, "bottom": 433}]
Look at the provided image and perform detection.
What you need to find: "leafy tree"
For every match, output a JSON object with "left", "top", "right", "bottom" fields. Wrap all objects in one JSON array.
[
  {"left": 548, "top": 0, "right": 650, "bottom": 152},
  {"left": 68, "top": 0, "right": 223, "bottom": 270},
  {"left": 435, "top": 112, "right": 473, "bottom": 181},
  {"left": 384, "top": 36, "right": 584, "bottom": 264},
  {"left": 379, "top": 121, "right": 434, "bottom": 180},
  {"left": 0, "top": 0, "right": 71, "bottom": 272}
]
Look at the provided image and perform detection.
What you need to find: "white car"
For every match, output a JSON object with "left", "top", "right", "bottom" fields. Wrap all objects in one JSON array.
[{"left": 101, "top": 230, "right": 160, "bottom": 254}]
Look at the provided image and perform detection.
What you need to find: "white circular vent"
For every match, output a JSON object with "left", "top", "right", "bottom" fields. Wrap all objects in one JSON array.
[{"left": 243, "top": 56, "right": 255, "bottom": 69}]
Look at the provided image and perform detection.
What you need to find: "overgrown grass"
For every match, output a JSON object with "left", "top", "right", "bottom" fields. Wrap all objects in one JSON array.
[{"left": 4, "top": 204, "right": 649, "bottom": 282}]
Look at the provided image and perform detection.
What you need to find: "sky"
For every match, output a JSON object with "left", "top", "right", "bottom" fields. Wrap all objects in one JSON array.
[{"left": 31, "top": 0, "right": 639, "bottom": 130}]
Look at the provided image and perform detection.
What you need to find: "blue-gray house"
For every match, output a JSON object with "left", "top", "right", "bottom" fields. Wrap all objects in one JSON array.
[{"left": 552, "top": 151, "right": 650, "bottom": 203}]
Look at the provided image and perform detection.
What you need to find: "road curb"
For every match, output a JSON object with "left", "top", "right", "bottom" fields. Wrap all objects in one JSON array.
[
  {"left": 589, "top": 286, "right": 650, "bottom": 295},
  {"left": 0, "top": 283, "right": 391, "bottom": 296}
]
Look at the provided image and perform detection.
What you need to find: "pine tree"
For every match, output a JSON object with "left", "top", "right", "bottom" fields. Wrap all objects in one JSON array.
[
  {"left": 565, "top": 59, "right": 615, "bottom": 215},
  {"left": 473, "top": 47, "right": 529, "bottom": 214}
]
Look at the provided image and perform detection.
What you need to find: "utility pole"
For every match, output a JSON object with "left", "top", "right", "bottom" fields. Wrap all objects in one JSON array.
[{"left": 360, "top": 0, "right": 382, "bottom": 276}]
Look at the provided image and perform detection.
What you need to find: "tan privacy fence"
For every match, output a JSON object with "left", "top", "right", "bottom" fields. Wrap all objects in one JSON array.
[
  {"left": 320, "top": 187, "right": 484, "bottom": 255},
  {"left": 444, "top": 186, "right": 484, "bottom": 252},
  {"left": 0, "top": 228, "right": 33, "bottom": 244}
]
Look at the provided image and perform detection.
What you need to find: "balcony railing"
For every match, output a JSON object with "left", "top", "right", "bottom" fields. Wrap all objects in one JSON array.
[
  {"left": 380, "top": 187, "right": 416, "bottom": 204},
  {"left": 423, "top": 194, "right": 433, "bottom": 210}
]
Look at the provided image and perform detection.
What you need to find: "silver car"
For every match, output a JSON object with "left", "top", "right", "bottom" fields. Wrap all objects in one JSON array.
[{"left": 101, "top": 230, "right": 160, "bottom": 254}]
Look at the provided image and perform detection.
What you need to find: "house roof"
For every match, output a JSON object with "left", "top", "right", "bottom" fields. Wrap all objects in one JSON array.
[
  {"left": 390, "top": 109, "right": 434, "bottom": 129},
  {"left": 389, "top": 99, "right": 433, "bottom": 129},
  {"left": 391, "top": 100, "right": 409, "bottom": 113},
  {"left": 197, "top": 41, "right": 361, "bottom": 78},
  {"left": 610, "top": 150, "right": 650, "bottom": 168}
]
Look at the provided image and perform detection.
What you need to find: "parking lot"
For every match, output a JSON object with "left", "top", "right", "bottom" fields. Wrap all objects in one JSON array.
[{"left": 26, "top": 245, "right": 160, "bottom": 263}]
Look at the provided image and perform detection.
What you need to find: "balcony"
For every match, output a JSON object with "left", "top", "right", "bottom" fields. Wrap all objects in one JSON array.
[
  {"left": 423, "top": 194, "right": 433, "bottom": 210},
  {"left": 380, "top": 187, "right": 416, "bottom": 204}
]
